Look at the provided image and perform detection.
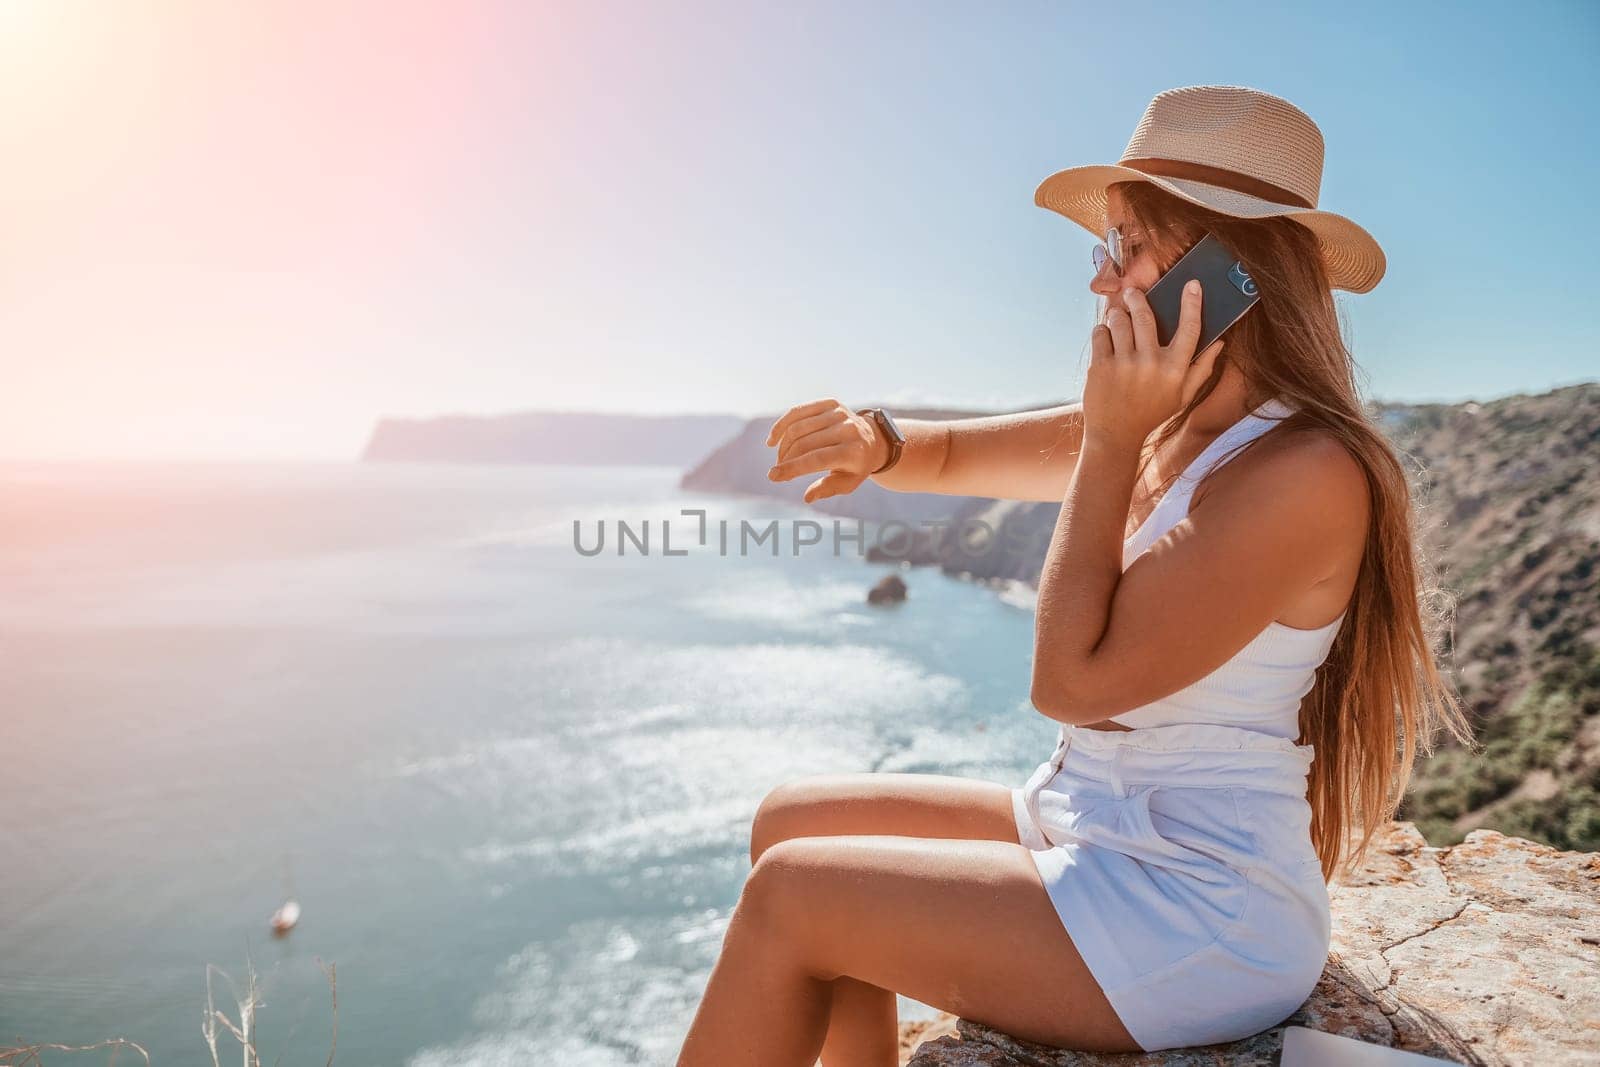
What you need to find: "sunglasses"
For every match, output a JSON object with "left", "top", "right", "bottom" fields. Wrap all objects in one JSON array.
[
  {"left": 1094, "top": 223, "right": 1196, "bottom": 279},
  {"left": 1091, "top": 225, "right": 1177, "bottom": 279}
]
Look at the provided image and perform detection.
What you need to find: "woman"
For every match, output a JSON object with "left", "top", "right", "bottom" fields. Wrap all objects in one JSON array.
[{"left": 676, "top": 85, "right": 1474, "bottom": 1064}]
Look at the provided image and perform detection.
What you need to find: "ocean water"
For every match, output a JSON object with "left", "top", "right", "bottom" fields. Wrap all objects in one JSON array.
[{"left": 0, "top": 462, "right": 1053, "bottom": 1065}]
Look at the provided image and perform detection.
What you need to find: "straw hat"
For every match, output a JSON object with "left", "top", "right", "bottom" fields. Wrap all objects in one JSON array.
[{"left": 1034, "top": 85, "right": 1386, "bottom": 294}]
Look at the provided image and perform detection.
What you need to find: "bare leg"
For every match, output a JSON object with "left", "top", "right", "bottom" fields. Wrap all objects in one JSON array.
[
  {"left": 816, "top": 977, "right": 896, "bottom": 1067},
  {"left": 726, "top": 773, "right": 1046, "bottom": 1067},
  {"left": 677, "top": 833, "right": 1139, "bottom": 1065},
  {"left": 678, "top": 884, "right": 833, "bottom": 1065}
]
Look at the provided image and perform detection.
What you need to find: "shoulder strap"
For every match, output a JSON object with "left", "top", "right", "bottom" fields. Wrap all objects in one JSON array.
[
  {"left": 1181, "top": 397, "right": 1295, "bottom": 491},
  {"left": 1122, "top": 398, "right": 1295, "bottom": 568}
]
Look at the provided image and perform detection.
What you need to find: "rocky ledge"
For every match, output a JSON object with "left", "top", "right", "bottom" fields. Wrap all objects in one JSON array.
[{"left": 897, "top": 821, "right": 1600, "bottom": 1066}]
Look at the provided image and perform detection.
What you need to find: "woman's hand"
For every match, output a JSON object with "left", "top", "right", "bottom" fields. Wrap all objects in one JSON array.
[
  {"left": 1084, "top": 280, "right": 1227, "bottom": 451},
  {"left": 764, "top": 398, "right": 884, "bottom": 504}
]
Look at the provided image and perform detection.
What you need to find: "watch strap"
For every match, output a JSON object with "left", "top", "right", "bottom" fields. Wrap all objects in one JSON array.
[{"left": 858, "top": 407, "right": 905, "bottom": 475}]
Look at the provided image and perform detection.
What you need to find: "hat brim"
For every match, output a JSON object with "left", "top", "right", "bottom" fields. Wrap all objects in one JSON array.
[{"left": 1034, "top": 164, "right": 1386, "bottom": 294}]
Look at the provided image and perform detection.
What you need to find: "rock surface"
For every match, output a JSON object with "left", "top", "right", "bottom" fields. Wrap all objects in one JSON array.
[
  {"left": 897, "top": 821, "right": 1600, "bottom": 1066},
  {"left": 868, "top": 573, "right": 909, "bottom": 605}
]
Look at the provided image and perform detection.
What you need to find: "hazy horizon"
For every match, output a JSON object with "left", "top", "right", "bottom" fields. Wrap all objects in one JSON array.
[
  {"left": 4, "top": 0, "right": 1595, "bottom": 462},
  {"left": 7, "top": 375, "right": 1599, "bottom": 465}
]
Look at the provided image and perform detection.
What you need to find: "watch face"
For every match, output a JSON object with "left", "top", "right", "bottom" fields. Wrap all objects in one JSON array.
[{"left": 878, "top": 409, "right": 905, "bottom": 444}]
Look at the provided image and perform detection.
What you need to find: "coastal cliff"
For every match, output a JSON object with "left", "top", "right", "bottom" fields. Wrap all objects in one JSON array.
[
  {"left": 355, "top": 385, "right": 1600, "bottom": 856},
  {"left": 692, "top": 383, "right": 1600, "bottom": 857},
  {"left": 895, "top": 821, "right": 1600, "bottom": 1066}
]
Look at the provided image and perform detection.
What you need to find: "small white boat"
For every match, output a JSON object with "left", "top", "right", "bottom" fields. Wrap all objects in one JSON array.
[{"left": 270, "top": 899, "right": 301, "bottom": 936}]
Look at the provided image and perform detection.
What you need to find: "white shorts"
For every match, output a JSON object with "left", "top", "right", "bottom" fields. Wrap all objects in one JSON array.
[{"left": 1011, "top": 720, "right": 1332, "bottom": 1052}]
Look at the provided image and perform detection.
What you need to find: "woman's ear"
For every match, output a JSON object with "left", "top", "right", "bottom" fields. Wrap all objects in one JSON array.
[{"left": 1179, "top": 340, "right": 1226, "bottom": 412}]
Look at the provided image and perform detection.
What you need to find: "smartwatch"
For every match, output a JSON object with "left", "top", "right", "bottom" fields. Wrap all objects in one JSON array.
[{"left": 856, "top": 407, "right": 905, "bottom": 475}]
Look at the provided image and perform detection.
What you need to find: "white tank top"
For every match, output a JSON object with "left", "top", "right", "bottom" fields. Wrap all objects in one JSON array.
[{"left": 1110, "top": 396, "right": 1347, "bottom": 739}]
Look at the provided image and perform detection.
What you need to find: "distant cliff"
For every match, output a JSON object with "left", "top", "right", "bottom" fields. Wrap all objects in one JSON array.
[{"left": 360, "top": 411, "right": 746, "bottom": 467}]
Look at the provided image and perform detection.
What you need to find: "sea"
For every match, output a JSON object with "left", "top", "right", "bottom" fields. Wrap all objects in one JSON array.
[{"left": 0, "top": 461, "right": 1055, "bottom": 1065}]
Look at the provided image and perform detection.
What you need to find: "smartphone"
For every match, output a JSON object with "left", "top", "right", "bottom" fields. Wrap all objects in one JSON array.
[{"left": 1143, "top": 231, "right": 1260, "bottom": 362}]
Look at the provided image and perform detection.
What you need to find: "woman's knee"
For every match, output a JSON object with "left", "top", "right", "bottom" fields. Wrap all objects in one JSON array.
[
  {"left": 749, "top": 773, "right": 1017, "bottom": 865},
  {"left": 749, "top": 774, "right": 846, "bottom": 866},
  {"left": 737, "top": 837, "right": 838, "bottom": 972},
  {"left": 745, "top": 777, "right": 864, "bottom": 870}
]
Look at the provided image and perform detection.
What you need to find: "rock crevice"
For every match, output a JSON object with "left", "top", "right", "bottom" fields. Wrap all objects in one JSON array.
[{"left": 899, "top": 821, "right": 1600, "bottom": 1066}]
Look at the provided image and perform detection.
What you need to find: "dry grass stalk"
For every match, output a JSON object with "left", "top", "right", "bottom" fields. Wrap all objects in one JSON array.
[{"left": 0, "top": 1040, "right": 150, "bottom": 1066}]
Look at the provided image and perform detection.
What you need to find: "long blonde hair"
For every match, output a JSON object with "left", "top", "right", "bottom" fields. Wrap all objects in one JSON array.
[{"left": 1113, "top": 180, "right": 1479, "bottom": 881}]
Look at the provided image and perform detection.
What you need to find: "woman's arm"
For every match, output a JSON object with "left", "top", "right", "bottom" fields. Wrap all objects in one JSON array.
[
  {"left": 1030, "top": 278, "right": 1235, "bottom": 723},
  {"left": 868, "top": 402, "right": 1088, "bottom": 502},
  {"left": 765, "top": 398, "right": 1089, "bottom": 505},
  {"left": 1031, "top": 431, "right": 1366, "bottom": 724}
]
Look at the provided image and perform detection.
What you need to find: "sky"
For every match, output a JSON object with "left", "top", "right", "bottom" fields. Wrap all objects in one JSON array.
[{"left": 2, "top": 0, "right": 1596, "bottom": 461}]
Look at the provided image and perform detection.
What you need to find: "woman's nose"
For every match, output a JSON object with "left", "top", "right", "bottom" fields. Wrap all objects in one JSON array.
[{"left": 1089, "top": 262, "right": 1121, "bottom": 298}]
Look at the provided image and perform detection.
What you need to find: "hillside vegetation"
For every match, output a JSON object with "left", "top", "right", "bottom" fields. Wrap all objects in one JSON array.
[{"left": 1385, "top": 382, "right": 1600, "bottom": 850}]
